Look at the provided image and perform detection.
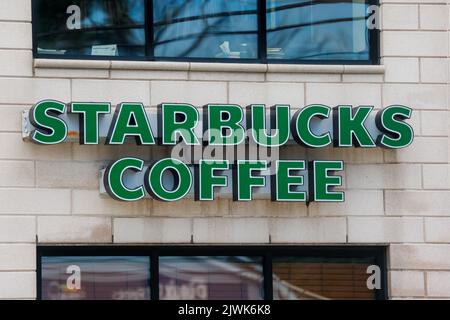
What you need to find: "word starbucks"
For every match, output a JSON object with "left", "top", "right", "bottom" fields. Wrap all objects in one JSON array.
[
  {"left": 29, "top": 101, "right": 413, "bottom": 148},
  {"left": 27, "top": 100, "right": 414, "bottom": 202}
]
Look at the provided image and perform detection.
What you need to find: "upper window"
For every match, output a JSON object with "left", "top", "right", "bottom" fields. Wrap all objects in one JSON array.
[
  {"left": 153, "top": 0, "right": 259, "bottom": 60},
  {"left": 266, "top": 0, "right": 371, "bottom": 61},
  {"left": 34, "top": 0, "right": 146, "bottom": 57},
  {"left": 33, "top": 0, "right": 378, "bottom": 64}
]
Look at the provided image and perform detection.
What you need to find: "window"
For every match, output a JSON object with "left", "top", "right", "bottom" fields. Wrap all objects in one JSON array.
[
  {"left": 266, "top": 0, "right": 371, "bottom": 61},
  {"left": 153, "top": 0, "right": 258, "bottom": 59},
  {"left": 33, "top": 0, "right": 379, "bottom": 64},
  {"left": 38, "top": 246, "right": 387, "bottom": 300},
  {"left": 159, "top": 256, "right": 264, "bottom": 300},
  {"left": 272, "top": 257, "right": 377, "bottom": 300},
  {"left": 34, "top": 0, "right": 146, "bottom": 57},
  {"left": 41, "top": 256, "right": 151, "bottom": 300}
]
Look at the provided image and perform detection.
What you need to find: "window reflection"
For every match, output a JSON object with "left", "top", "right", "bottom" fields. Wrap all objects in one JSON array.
[
  {"left": 159, "top": 256, "right": 264, "bottom": 300},
  {"left": 41, "top": 256, "right": 151, "bottom": 300},
  {"left": 266, "top": 0, "right": 370, "bottom": 61},
  {"left": 273, "top": 257, "right": 376, "bottom": 300},
  {"left": 153, "top": 0, "right": 258, "bottom": 59},
  {"left": 35, "top": 0, "right": 145, "bottom": 57},
  {"left": 33, "top": 0, "right": 375, "bottom": 62}
]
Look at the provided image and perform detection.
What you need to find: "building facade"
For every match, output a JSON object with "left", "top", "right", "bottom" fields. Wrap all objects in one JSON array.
[{"left": 0, "top": 0, "right": 449, "bottom": 300}]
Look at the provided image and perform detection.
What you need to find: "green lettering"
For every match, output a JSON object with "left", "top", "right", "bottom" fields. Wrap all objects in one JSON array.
[
  {"left": 235, "top": 160, "right": 267, "bottom": 201},
  {"left": 250, "top": 104, "right": 290, "bottom": 147},
  {"left": 376, "top": 105, "right": 413, "bottom": 149},
  {"left": 309, "top": 161, "right": 344, "bottom": 202},
  {"left": 207, "top": 104, "right": 245, "bottom": 145},
  {"left": 292, "top": 104, "right": 332, "bottom": 147},
  {"left": 334, "top": 106, "right": 375, "bottom": 147},
  {"left": 161, "top": 103, "right": 200, "bottom": 145},
  {"left": 275, "top": 160, "right": 306, "bottom": 201},
  {"left": 104, "top": 157, "right": 145, "bottom": 201},
  {"left": 29, "top": 100, "right": 68, "bottom": 144},
  {"left": 146, "top": 158, "right": 192, "bottom": 201},
  {"left": 70, "top": 102, "right": 110, "bottom": 144},
  {"left": 107, "top": 103, "right": 155, "bottom": 145},
  {"left": 198, "top": 160, "right": 229, "bottom": 200}
]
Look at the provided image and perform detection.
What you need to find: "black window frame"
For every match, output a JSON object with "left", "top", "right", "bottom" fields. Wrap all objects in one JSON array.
[
  {"left": 31, "top": 0, "right": 380, "bottom": 65},
  {"left": 37, "top": 245, "right": 388, "bottom": 300}
]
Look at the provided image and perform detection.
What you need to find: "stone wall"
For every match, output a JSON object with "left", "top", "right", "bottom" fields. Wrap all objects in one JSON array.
[{"left": 0, "top": 0, "right": 448, "bottom": 299}]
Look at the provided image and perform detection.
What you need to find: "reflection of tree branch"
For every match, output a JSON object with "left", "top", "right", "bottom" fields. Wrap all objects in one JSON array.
[
  {"left": 154, "top": 0, "right": 258, "bottom": 57},
  {"left": 154, "top": 0, "right": 191, "bottom": 44},
  {"left": 267, "top": 0, "right": 360, "bottom": 14},
  {"left": 154, "top": 9, "right": 257, "bottom": 27},
  {"left": 179, "top": 0, "right": 225, "bottom": 57}
]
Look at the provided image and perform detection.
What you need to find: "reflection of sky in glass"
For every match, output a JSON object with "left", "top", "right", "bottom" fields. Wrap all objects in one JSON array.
[
  {"left": 153, "top": 0, "right": 258, "bottom": 59},
  {"left": 87, "top": 2, "right": 108, "bottom": 26},
  {"left": 153, "top": 0, "right": 257, "bottom": 20},
  {"left": 267, "top": 0, "right": 370, "bottom": 60},
  {"left": 82, "top": 0, "right": 145, "bottom": 27},
  {"left": 36, "top": 0, "right": 373, "bottom": 61},
  {"left": 267, "top": 0, "right": 310, "bottom": 9},
  {"left": 36, "top": 0, "right": 145, "bottom": 56}
]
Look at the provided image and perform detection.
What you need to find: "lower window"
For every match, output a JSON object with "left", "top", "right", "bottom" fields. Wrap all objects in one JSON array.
[
  {"left": 272, "top": 257, "right": 377, "bottom": 300},
  {"left": 159, "top": 256, "right": 264, "bottom": 300},
  {"left": 41, "top": 256, "right": 151, "bottom": 300},
  {"left": 38, "top": 246, "right": 387, "bottom": 300}
]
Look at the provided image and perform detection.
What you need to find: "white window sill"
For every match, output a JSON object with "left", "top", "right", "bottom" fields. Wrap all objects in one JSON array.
[{"left": 34, "top": 59, "right": 385, "bottom": 74}]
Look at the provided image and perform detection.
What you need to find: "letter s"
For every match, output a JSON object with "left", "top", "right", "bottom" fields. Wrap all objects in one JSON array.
[{"left": 29, "top": 100, "right": 68, "bottom": 144}]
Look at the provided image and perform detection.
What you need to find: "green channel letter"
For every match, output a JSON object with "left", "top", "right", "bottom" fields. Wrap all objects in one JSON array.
[
  {"left": 275, "top": 160, "right": 306, "bottom": 201},
  {"left": 376, "top": 105, "right": 413, "bottom": 149},
  {"left": 198, "top": 160, "right": 229, "bottom": 201},
  {"left": 207, "top": 104, "right": 245, "bottom": 145},
  {"left": 292, "top": 104, "right": 332, "bottom": 147},
  {"left": 29, "top": 100, "right": 68, "bottom": 144},
  {"left": 70, "top": 102, "right": 111, "bottom": 144},
  {"left": 250, "top": 104, "right": 290, "bottom": 147},
  {"left": 107, "top": 103, "right": 155, "bottom": 145},
  {"left": 235, "top": 160, "right": 267, "bottom": 201},
  {"left": 334, "top": 106, "right": 376, "bottom": 147},
  {"left": 146, "top": 158, "right": 192, "bottom": 201},
  {"left": 104, "top": 157, "right": 145, "bottom": 201},
  {"left": 309, "top": 161, "right": 344, "bottom": 202},
  {"left": 161, "top": 103, "right": 200, "bottom": 145}
]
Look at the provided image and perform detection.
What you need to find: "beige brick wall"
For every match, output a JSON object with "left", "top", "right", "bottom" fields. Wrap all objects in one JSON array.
[{"left": 0, "top": 0, "right": 448, "bottom": 300}]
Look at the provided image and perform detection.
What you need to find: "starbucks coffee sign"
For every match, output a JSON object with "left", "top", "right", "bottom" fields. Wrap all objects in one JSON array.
[{"left": 23, "top": 100, "right": 413, "bottom": 203}]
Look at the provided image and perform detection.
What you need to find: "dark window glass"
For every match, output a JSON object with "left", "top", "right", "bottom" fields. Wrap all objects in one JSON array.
[
  {"left": 33, "top": 0, "right": 377, "bottom": 63},
  {"left": 153, "top": 0, "right": 259, "bottom": 59},
  {"left": 34, "top": 0, "right": 145, "bottom": 57},
  {"left": 159, "top": 256, "right": 264, "bottom": 300},
  {"left": 41, "top": 256, "right": 151, "bottom": 300},
  {"left": 266, "top": 0, "right": 371, "bottom": 61},
  {"left": 272, "top": 257, "right": 376, "bottom": 300}
]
